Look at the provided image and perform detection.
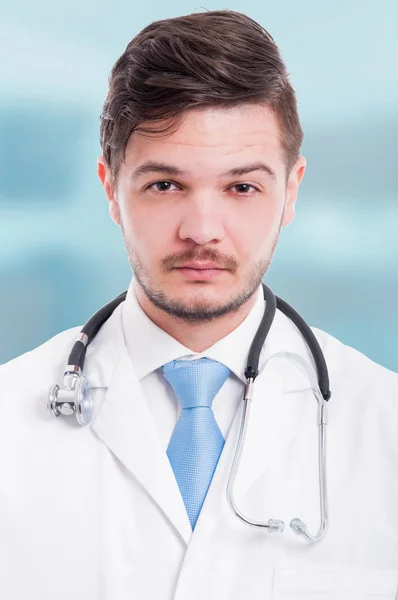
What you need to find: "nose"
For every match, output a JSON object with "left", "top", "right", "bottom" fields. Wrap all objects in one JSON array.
[{"left": 178, "top": 194, "right": 226, "bottom": 246}]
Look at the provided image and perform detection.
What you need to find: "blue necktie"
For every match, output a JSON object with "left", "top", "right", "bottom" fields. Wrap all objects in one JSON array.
[{"left": 162, "top": 357, "right": 231, "bottom": 529}]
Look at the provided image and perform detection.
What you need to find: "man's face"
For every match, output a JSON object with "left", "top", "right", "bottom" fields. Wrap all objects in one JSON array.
[{"left": 98, "top": 104, "right": 306, "bottom": 322}]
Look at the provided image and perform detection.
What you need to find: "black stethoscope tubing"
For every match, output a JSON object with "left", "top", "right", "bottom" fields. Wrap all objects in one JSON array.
[{"left": 67, "top": 283, "right": 331, "bottom": 402}]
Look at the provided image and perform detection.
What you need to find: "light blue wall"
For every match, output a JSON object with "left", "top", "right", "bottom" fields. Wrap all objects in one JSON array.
[{"left": 1, "top": 1, "right": 397, "bottom": 370}]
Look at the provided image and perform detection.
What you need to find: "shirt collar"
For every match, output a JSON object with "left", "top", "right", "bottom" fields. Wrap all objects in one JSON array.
[{"left": 121, "top": 280, "right": 266, "bottom": 383}]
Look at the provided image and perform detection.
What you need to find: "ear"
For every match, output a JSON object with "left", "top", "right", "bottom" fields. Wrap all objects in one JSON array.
[
  {"left": 97, "top": 155, "right": 121, "bottom": 226},
  {"left": 281, "top": 156, "right": 306, "bottom": 227}
]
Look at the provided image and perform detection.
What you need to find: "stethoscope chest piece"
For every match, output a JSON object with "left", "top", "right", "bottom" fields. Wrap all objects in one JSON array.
[{"left": 47, "top": 371, "right": 93, "bottom": 426}]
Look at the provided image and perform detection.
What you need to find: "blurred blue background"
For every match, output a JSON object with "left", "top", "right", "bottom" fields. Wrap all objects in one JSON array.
[{"left": 0, "top": 0, "right": 397, "bottom": 370}]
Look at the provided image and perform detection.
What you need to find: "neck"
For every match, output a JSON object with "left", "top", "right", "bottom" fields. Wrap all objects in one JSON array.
[{"left": 133, "top": 282, "right": 258, "bottom": 352}]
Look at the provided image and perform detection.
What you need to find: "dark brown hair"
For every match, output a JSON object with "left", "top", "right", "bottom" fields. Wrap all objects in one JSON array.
[{"left": 100, "top": 9, "right": 304, "bottom": 181}]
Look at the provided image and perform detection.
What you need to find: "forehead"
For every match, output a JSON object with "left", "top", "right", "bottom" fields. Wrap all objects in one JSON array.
[{"left": 124, "top": 104, "right": 284, "bottom": 168}]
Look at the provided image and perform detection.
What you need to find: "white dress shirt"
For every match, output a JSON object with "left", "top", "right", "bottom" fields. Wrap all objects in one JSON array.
[{"left": 121, "top": 281, "right": 266, "bottom": 450}]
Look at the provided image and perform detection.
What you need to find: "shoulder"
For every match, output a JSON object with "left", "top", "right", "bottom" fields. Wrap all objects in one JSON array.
[
  {"left": 310, "top": 326, "right": 398, "bottom": 400},
  {"left": 0, "top": 326, "right": 81, "bottom": 396},
  {"left": 311, "top": 326, "right": 396, "bottom": 378},
  {"left": 309, "top": 328, "right": 398, "bottom": 474},
  {"left": 0, "top": 298, "right": 125, "bottom": 420}
]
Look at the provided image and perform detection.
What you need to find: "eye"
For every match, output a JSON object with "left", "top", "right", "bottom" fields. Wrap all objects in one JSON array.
[
  {"left": 147, "top": 181, "right": 179, "bottom": 192},
  {"left": 230, "top": 183, "right": 258, "bottom": 195}
]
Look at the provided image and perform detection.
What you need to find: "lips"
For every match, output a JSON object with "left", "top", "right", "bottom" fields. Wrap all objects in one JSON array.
[
  {"left": 174, "top": 264, "right": 227, "bottom": 280},
  {"left": 177, "top": 262, "right": 223, "bottom": 270}
]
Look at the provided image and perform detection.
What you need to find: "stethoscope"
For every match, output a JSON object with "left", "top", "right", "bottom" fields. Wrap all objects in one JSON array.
[{"left": 47, "top": 282, "right": 331, "bottom": 543}]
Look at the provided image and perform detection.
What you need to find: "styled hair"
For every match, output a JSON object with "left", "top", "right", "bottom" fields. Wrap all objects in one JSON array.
[{"left": 100, "top": 9, "right": 304, "bottom": 180}]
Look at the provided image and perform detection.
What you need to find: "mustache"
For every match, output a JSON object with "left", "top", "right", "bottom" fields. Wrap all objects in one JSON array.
[{"left": 162, "top": 248, "right": 238, "bottom": 271}]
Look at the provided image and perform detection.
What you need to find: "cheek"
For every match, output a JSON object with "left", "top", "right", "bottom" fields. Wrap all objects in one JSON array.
[
  {"left": 120, "top": 200, "right": 176, "bottom": 257},
  {"left": 229, "top": 200, "right": 282, "bottom": 255}
]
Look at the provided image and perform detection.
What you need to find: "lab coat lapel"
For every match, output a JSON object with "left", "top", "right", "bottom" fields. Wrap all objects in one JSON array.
[
  {"left": 229, "top": 368, "right": 316, "bottom": 502},
  {"left": 230, "top": 313, "right": 321, "bottom": 500},
  {"left": 197, "top": 366, "right": 314, "bottom": 529},
  {"left": 90, "top": 347, "right": 192, "bottom": 545},
  {"left": 193, "top": 316, "right": 318, "bottom": 531}
]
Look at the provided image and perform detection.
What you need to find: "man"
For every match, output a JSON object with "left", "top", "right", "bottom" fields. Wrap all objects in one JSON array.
[{"left": 1, "top": 9, "right": 398, "bottom": 600}]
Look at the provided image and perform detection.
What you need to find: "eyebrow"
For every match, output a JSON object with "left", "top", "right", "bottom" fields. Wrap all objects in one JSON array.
[{"left": 130, "top": 160, "right": 276, "bottom": 181}]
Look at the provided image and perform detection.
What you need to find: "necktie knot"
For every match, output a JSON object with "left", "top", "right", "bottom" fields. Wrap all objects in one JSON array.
[{"left": 162, "top": 357, "right": 230, "bottom": 409}]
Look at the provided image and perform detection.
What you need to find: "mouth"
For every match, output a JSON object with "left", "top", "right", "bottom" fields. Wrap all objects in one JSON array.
[{"left": 174, "top": 266, "right": 226, "bottom": 280}]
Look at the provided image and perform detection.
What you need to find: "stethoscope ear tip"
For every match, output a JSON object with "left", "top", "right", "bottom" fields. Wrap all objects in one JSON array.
[
  {"left": 268, "top": 519, "right": 285, "bottom": 533},
  {"left": 290, "top": 518, "right": 307, "bottom": 535}
]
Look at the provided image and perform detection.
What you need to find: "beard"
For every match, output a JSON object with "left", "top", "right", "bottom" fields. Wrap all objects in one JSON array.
[{"left": 120, "top": 220, "right": 282, "bottom": 325}]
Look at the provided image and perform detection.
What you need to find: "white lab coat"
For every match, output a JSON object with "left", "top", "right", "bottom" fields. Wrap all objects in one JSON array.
[{"left": 1, "top": 300, "right": 398, "bottom": 600}]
